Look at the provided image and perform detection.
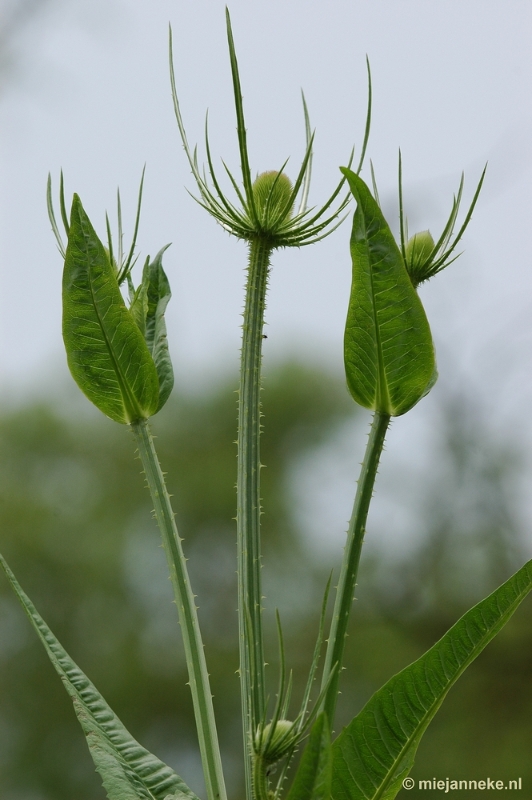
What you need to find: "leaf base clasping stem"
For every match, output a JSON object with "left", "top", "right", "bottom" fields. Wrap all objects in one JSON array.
[{"left": 132, "top": 418, "right": 227, "bottom": 800}]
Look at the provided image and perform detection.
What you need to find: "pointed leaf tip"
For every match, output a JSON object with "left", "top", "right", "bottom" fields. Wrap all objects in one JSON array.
[
  {"left": 342, "top": 168, "right": 436, "bottom": 416},
  {"left": 331, "top": 559, "right": 532, "bottom": 800}
]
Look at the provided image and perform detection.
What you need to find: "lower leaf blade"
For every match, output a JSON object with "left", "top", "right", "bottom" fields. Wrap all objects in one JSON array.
[
  {"left": 0, "top": 553, "right": 199, "bottom": 800},
  {"left": 331, "top": 559, "right": 532, "bottom": 800}
]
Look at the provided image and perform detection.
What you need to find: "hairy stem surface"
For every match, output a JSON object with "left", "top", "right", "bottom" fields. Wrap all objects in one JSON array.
[
  {"left": 252, "top": 754, "right": 271, "bottom": 800},
  {"left": 237, "top": 237, "right": 272, "bottom": 796},
  {"left": 132, "top": 419, "right": 226, "bottom": 800},
  {"left": 321, "top": 411, "right": 390, "bottom": 729}
]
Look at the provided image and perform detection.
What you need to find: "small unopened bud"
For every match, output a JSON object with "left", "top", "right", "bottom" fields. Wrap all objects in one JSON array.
[
  {"left": 254, "top": 719, "right": 297, "bottom": 765},
  {"left": 405, "top": 230, "right": 434, "bottom": 266},
  {"left": 252, "top": 171, "right": 294, "bottom": 224},
  {"left": 405, "top": 230, "right": 435, "bottom": 284}
]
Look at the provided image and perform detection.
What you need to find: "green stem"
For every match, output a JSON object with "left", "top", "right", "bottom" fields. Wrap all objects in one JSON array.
[
  {"left": 252, "top": 754, "right": 270, "bottom": 800},
  {"left": 131, "top": 419, "right": 226, "bottom": 800},
  {"left": 237, "top": 237, "right": 272, "bottom": 797},
  {"left": 321, "top": 410, "right": 390, "bottom": 729}
]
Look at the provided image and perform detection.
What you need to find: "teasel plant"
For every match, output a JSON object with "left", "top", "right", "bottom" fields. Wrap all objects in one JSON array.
[
  {"left": 170, "top": 8, "right": 372, "bottom": 798},
  {"left": 1, "top": 9, "right": 530, "bottom": 800},
  {"left": 319, "top": 158, "right": 487, "bottom": 730},
  {"left": 46, "top": 167, "right": 229, "bottom": 800}
]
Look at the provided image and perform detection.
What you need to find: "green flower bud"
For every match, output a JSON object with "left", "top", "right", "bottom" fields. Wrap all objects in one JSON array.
[
  {"left": 252, "top": 171, "right": 294, "bottom": 227},
  {"left": 404, "top": 230, "right": 435, "bottom": 285},
  {"left": 254, "top": 719, "right": 297, "bottom": 765}
]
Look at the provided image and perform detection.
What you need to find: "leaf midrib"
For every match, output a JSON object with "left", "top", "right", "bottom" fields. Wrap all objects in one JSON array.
[
  {"left": 41, "top": 609, "right": 163, "bottom": 798},
  {"left": 80, "top": 219, "right": 146, "bottom": 423},
  {"left": 359, "top": 213, "right": 389, "bottom": 414}
]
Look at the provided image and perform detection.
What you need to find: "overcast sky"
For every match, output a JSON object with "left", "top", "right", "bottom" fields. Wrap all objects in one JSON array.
[
  {"left": 1, "top": 0, "right": 531, "bottom": 398},
  {"left": 0, "top": 0, "right": 531, "bottom": 415},
  {"left": 1, "top": 0, "right": 531, "bottom": 555}
]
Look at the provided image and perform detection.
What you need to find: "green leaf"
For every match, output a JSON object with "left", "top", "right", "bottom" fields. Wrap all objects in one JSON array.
[
  {"left": 0, "top": 553, "right": 199, "bottom": 800},
  {"left": 143, "top": 246, "right": 174, "bottom": 411},
  {"left": 129, "top": 259, "right": 150, "bottom": 336},
  {"left": 341, "top": 169, "right": 436, "bottom": 417},
  {"left": 331, "top": 559, "right": 532, "bottom": 800},
  {"left": 63, "top": 195, "right": 160, "bottom": 424},
  {"left": 286, "top": 714, "right": 332, "bottom": 800}
]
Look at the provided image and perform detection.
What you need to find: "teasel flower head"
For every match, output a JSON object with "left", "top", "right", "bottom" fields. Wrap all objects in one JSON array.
[
  {"left": 396, "top": 152, "right": 486, "bottom": 287},
  {"left": 169, "top": 9, "right": 372, "bottom": 249}
]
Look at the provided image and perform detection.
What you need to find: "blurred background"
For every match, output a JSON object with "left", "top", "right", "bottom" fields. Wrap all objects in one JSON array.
[{"left": 1, "top": 1, "right": 531, "bottom": 798}]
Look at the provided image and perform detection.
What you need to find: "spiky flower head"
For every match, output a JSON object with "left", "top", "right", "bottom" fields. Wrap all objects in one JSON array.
[
  {"left": 395, "top": 152, "right": 486, "bottom": 287},
  {"left": 169, "top": 9, "right": 372, "bottom": 248},
  {"left": 405, "top": 230, "right": 435, "bottom": 283},
  {"left": 254, "top": 719, "right": 299, "bottom": 766},
  {"left": 405, "top": 229, "right": 434, "bottom": 266},
  {"left": 252, "top": 172, "right": 295, "bottom": 229}
]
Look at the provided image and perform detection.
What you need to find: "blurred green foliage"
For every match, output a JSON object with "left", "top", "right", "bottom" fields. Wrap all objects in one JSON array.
[{"left": 0, "top": 362, "right": 530, "bottom": 799}]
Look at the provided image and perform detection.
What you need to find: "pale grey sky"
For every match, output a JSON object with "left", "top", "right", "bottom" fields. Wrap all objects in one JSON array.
[
  {"left": 1, "top": 0, "right": 532, "bottom": 564},
  {"left": 1, "top": 0, "right": 531, "bottom": 424}
]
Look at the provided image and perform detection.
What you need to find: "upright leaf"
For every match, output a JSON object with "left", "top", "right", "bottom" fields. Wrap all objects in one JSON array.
[
  {"left": 331, "top": 559, "right": 532, "bottom": 800},
  {"left": 129, "top": 259, "right": 150, "bottom": 336},
  {"left": 128, "top": 246, "right": 174, "bottom": 412},
  {"left": 286, "top": 714, "right": 332, "bottom": 800},
  {"left": 144, "top": 246, "right": 174, "bottom": 411},
  {"left": 0, "top": 553, "right": 199, "bottom": 800},
  {"left": 63, "top": 195, "right": 160, "bottom": 424},
  {"left": 341, "top": 169, "right": 436, "bottom": 416}
]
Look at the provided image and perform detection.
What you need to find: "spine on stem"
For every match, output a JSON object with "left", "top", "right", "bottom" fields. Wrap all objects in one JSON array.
[
  {"left": 321, "top": 411, "right": 390, "bottom": 729},
  {"left": 237, "top": 237, "right": 272, "bottom": 793},
  {"left": 132, "top": 419, "right": 226, "bottom": 800}
]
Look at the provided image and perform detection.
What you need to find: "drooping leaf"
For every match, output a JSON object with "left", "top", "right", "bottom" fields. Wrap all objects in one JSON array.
[
  {"left": 63, "top": 195, "right": 160, "bottom": 424},
  {"left": 341, "top": 169, "right": 436, "bottom": 417},
  {"left": 0, "top": 553, "right": 199, "bottom": 800},
  {"left": 286, "top": 714, "right": 332, "bottom": 800},
  {"left": 331, "top": 559, "right": 532, "bottom": 800}
]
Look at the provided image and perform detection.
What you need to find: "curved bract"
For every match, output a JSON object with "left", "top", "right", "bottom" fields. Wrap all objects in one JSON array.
[
  {"left": 397, "top": 154, "right": 486, "bottom": 287},
  {"left": 342, "top": 169, "right": 436, "bottom": 417},
  {"left": 169, "top": 10, "right": 373, "bottom": 249}
]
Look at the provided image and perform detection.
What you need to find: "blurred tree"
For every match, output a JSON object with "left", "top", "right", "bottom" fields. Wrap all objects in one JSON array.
[
  {"left": 368, "top": 394, "right": 532, "bottom": 796},
  {"left": 0, "top": 363, "right": 530, "bottom": 799},
  {"left": 0, "top": 360, "right": 352, "bottom": 800}
]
